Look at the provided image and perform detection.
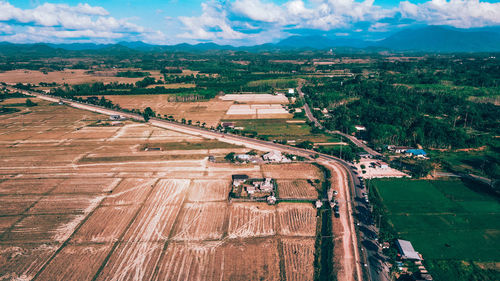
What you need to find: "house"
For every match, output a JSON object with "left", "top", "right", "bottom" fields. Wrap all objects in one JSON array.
[
  {"left": 232, "top": 174, "right": 249, "bottom": 187},
  {"left": 406, "top": 149, "right": 427, "bottom": 158},
  {"left": 208, "top": 155, "right": 215, "bottom": 162},
  {"left": 388, "top": 146, "right": 413, "bottom": 154},
  {"left": 267, "top": 195, "right": 277, "bottom": 205},
  {"left": 260, "top": 178, "right": 273, "bottom": 192},
  {"left": 109, "top": 115, "right": 122, "bottom": 121},
  {"left": 263, "top": 150, "right": 289, "bottom": 162},
  {"left": 246, "top": 185, "right": 256, "bottom": 195},
  {"left": 221, "top": 122, "right": 235, "bottom": 129},
  {"left": 288, "top": 88, "right": 295, "bottom": 94},
  {"left": 354, "top": 125, "right": 366, "bottom": 131},
  {"left": 315, "top": 200, "right": 323, "bottom": 209},
  {"left": 235, "top": 154, "right": 251, "bottom": 161},
  {"left": 395, "top": 239, "right": 422, "bottom": 260}
]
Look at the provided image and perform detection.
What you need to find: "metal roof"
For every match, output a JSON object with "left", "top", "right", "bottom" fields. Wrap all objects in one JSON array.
[{"left": 396, "top": 239, "right": 421, "bottom": 260}]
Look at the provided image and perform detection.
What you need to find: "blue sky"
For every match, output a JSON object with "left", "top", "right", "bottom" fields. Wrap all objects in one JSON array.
[{"left": 1, "top": 0, "right": 499, "bottom": 45}]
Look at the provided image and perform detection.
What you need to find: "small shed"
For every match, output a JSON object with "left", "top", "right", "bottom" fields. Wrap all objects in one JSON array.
[{"left": 406, "top": 149, "right": 427, "bottom": 157}]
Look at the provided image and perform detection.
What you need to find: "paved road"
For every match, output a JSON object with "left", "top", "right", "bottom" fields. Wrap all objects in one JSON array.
[
  {"left": 21, "top": 89, "right": 387, "bottom": 281},
  {"left": 297, "top": 80, "right": 321, "bottom": 128}
]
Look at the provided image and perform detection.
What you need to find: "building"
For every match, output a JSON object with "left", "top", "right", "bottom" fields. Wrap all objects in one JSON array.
[
  {"left": 260, "top": 178, "right": 273, "bottom": 192},
  {"left": 232, "top": 174, "right": 249, "bottom": 187},
  {"left": 109, "top": 115, "right": 122, "bottom": 121},
  {"left": 288, "top": 88, "right": 295, "bottom": 94},
  {"left": 406, "top": 149, "right": 427, "bottom": 158},
  {"left": 221, "top": 122, "right": 235, "bottom": 129},
  {"left": 395, "top": 239, "right": 422, "bottom": 260},
  {"left": 263, "top": 150, "right": 289, "bottom": 162},
  {"left": 267, "top": 195, "right": 277, "bottom": 205},
  {"left": 388, "top": 146, "right": 413, "bottom": 154},
  {"left": 354, "top": 125, "right": 366, "bottom": 131},
  {"left": 315, "top": 200, "right": 323, "bottom": 209},
  {"left": 235, "top": 154, "right": 251, "bottom": 162}
]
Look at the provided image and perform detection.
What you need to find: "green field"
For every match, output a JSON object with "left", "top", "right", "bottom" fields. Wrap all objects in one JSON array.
[
  {"left": 371, "top": 178, "right": 500, "bottom": 280},
  {"left": 224, "top": 119, "right": 341, "bottom": 143}
]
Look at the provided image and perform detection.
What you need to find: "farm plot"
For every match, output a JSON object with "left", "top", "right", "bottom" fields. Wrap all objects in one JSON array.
[
  {"left": 223, "top": 238, "right": 281, "bottom": 281},
  {"left": 220, "top": 94, "right": 289, "bottom": 104},
  {"left": 263, "top": 163, "right": 323, "bottom": 180},
  {"left": 277, "top": 203, "right": 317, "bottom": 236},
  {"left": 278, "top": 179, "right": 318, "bottom": 199},
  {"left": 35, "top": 244, "right": 113, "bottom": 281},
  {"left": 95, "top": 241, "right": 164, "bottom": 281},
  {"left": 2, "top": 213, "right": 84, "bottom": 243},
  {"left": 104, "top": 95, "right": 233, "bottom": 127},
  {"left": 0, "top": 195, "right": 41, "bottom": 215},
  {"left": 0, "top": 243, "right": 59, "bottom": 281},
  {"left": 187, "top": 179, "right": 230, "bottom": 202},
  {"left": 51, "top": 177, "right": 121, "bottom": 194},
  {"left": 171, "top": 202, "right": 227, "bottom": 241},
  {"left": 281, "top": 238, "right": 316, "bottom": 281},
  {"left": 154, "top": 241, "right": 223, "bottom": 281},
  {"left": 28, "top": 194, "right": 99, "bottom": 214},
  {"left": 71, "top": 205, "right": 139, "bottom": 244},
  {"left": 228, "top": 203, "right": 276, "bottom": 238},
  {"left": 225, "top": 104, "right": 291, "bottom": 119},
  {"left": 101, "top": 178, "right": 155, "bottom": 206},
  {"left": 0, "top": 178, "right": 63, "bottom": 195},
  {"left": 121, "top": 179, "right": 189, "bottom": 242}
]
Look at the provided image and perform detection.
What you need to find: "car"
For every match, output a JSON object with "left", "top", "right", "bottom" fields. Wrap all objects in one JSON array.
[
  {"left": 333, "top": 190, "right": 338, "bottom": 196},
  {"left": 334, "top": 211, "right": 340, "bottom": 218}
]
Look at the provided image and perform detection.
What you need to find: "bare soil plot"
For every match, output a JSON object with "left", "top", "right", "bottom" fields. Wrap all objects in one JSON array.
[
  {"left": 171, "top": 202, "right": 227, "bottom": 241},
  {"left": 187, "top": 179, "right": 230, "bottom": 202},
  {"left": 2, "top": 213, "right": 84, "bottom": 243},
  {"left": 278, "top": 179, "right": 318, "bottom": 199},
  {"left": 277, "top": 203, "right": 317, "bottom": 237},
  {"left": 0, "top": 216, "right": 21, "bottom": 235},
  {"left": 0, "top": 243, "right": 59, "bottom": 281},
  {"left": 154, "top": 241, "right": 223, "bottom": 281},
  {"left": 281, "top": 238, "right": 316, "bottom": 281},
  {"left": 0, "top": 195, "right": 40, "bottom": 215},
  {"left": 220, "top": 94, "right": 289, "bottom": 104},
  {"left": 223, "top": 238, "right": 281, "bottom": 281},
  {"left": 95, "top": 241, "right": 164, "bottom": 281},
  {"left": 121, "top": 179, "right": 189, "bottom": 242},
  {"left": 28, "top": 194, "right": 98, "bottom": 214},
  {"left": 51, "top": 177, "right": 120, "bottom": 194},
  {"left": 101, "top": 178, "right": 155, "bottom": 206},
  {"left": 35, "top": 244, "right": 113, "bottom": 281},
  {"left": 263, "top": 163, "right": 323, "bottom": 180},
  {"left": 71, "top": 205, "right": 139, "bottom": 243},
  {"left": 228, "top": 203, "right": 276, "bottom": 238},
  {"left": 104, "top": 95, "right": 233, "bottom": 127},
  {"left": 0, "top": 69, "right": 144, "bottom": 85}
]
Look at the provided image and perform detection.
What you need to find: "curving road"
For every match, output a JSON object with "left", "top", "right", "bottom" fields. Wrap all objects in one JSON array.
[{"left": 18, "top": 89, "right": 388, "bottom": 281}]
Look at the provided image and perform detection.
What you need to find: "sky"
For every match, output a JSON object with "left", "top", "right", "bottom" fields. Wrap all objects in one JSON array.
[{"left": 0, "top": 0, "right": 499, "bottom": 45}]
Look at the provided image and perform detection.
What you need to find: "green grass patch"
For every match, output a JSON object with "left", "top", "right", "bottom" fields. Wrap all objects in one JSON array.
[
  {"left": 224, "top": 119, "right": 340, "bottom": 143},
  {"left": 246, "top": 78, "right": 298, "bottom": 88},
  {"left": 371, "top": 178, "right": 500, "bottom": 280}
]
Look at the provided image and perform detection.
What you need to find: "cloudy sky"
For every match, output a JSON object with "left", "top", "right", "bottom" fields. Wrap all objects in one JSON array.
[{"left": 0, "top": 0, "right": 499, "bottom": 45}]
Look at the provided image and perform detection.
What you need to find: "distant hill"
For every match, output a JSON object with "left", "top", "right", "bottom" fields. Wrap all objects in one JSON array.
[
  {"left": 1, "top": 26, "right": 500, "bottom": 55},
  {"left": 377, "top": 26, "right": 500, "bottom": 52}
]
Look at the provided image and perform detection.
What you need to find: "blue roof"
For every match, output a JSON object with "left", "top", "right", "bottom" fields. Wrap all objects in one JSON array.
[{"left": 406, "top": 149, "right": 427, "bottom": 155}]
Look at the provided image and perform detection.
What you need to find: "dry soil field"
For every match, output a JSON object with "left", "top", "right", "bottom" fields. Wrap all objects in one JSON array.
[
  {"left": 104, "top": 94, "right": 233, "bottom": 127},
  {"left": 0, "top": 69, "right": 160, "bottom": 85},
  {"left": 0, "top": 100, "right": 322, "bottom": 281}
]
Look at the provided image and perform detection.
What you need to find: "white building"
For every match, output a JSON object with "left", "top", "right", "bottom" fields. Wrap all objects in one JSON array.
[
  {"left": 288, "top": 88, "right": 295, "bottom": 94},
  {"left": 263, "top": 150, "right": 290, "bottom": 162}
]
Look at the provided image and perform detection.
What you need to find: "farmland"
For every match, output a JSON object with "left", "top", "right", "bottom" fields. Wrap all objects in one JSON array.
[
  {"left": 371, "top": 178, "right": 500, "bottom": 281},
  {"left": 0, "top": 100, "right": 323, "bottom": 280}
]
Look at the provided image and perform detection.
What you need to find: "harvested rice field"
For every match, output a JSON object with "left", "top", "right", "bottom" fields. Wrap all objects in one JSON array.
[{"left": 0, "top": 101, "right": 324, "bottom": 280}]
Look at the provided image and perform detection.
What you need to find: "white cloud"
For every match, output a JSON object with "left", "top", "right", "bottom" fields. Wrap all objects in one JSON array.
[
  {"left": 399, "top": 0, "right": 500, "bottom": 28},
  {"left": 0, "top": 1, "right": 143, "bottom": 34},
  {"left": 178, "top": 1, "right": 244, "bottom": 40},
  {"left": 232, "top": 0, "right": 285, "bottom": 23}
]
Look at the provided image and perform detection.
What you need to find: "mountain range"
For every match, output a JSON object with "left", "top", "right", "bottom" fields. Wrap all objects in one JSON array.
[{"left": 1, "top": 26, "right": 499, "bottom": 54}]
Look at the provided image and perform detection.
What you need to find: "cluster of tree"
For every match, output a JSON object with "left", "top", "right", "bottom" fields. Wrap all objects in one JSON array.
[
  {"left": 304, "top": 77, "right": 499, "bottom": 149},
  {"left": 116, "top": 71, "right": 150, "bottom": 78}
]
